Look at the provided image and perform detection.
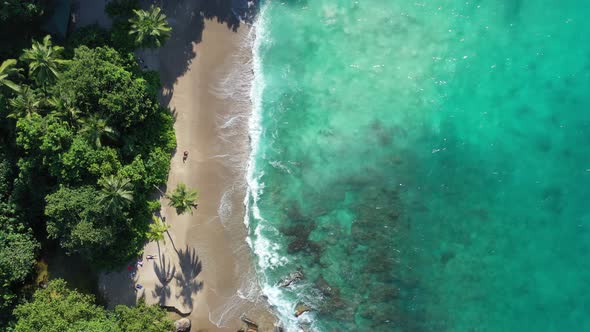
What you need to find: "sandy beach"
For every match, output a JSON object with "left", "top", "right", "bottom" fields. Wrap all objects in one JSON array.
[{"left": 99, "top": 1, "right": 275, "bottom": 330}]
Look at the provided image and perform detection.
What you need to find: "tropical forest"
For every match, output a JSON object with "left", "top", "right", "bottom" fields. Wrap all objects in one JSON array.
[{"left": 0, "top": 0, "right": 190, "bottom": 330}]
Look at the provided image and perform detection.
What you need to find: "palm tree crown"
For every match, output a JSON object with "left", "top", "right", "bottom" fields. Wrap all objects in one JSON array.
[
  {"left": 8, "top": 86, "right": 41, "bottom": 119},
  {"left": 167, "top": 183, "right": 198, "bottom": 215},
  {"left": 48, "top": 95, "right": 81, "bottom": 124},
  {"left": 0, "top": 59, "right": 22, "bottom": 92},
  {"left": 146, "top": 216, "right": 170, "bottom": 244},
  {"left": 98, "top": 175, "right": 134, "bottom": 213},
  {"left": 78, "top": 114, "right": 118, "bottom": 147},
  {"left": 20, "top": 35, "right": 67, "bottom": 86},
  {"left": 129, "top": 5, "right": 172, "bottom": 48}
]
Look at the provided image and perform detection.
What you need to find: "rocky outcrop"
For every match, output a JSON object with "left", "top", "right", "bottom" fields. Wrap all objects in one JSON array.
[
  {"left": 240, "top": 316, "right": 258, "bottom": 332},
  {"left": 174, "top": 318, "right": 191, "bottom": 332},
  {"left": 294, "top": 302, "right": 311, "bottom": 317},
  {"left": 279, "top": 270, "right": 304, "bottom": 288}
]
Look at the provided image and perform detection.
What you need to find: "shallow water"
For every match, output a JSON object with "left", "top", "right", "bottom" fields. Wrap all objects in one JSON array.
[{"left": 248, "top": 1, "right": 590, "bottom": 331}]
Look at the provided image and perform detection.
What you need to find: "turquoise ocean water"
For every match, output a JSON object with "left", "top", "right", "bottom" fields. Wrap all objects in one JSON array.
[{"left": 246, "top": 1, "right": 590, "bottom": 331}]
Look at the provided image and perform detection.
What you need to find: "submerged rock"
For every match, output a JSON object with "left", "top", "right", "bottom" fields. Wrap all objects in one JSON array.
[
  {"left": 314, "top": 275, "right": 334, "bottom": 297},
  {"left": 279, "top": 270, "right": 304, "bottom": 288},
  {"left": 294, "top": 302, "right": 312, "bottom": 317},
  {"left": 174, "top": 318, "right": 191, "bottom": 332}
]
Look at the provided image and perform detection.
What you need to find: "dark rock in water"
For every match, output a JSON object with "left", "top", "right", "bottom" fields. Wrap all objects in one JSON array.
[
  {"left": 369, "top": 282, "right": 400, "bottom": 303},
  {"left": 241, "top": 316, "right": 258, "bottom": 331},
  {"left": 281, "top": 223, "right": 313, "bottom": 238},
  {"left": 287, "top": 237, "right": 307, "bottom": 253},
  {"left": 286, "top": 205, "right": 306, "bottom": 222},
  {"left": 279, "top": 270, "right": 304, "bottom": 288},
  {"left": 174, "top": 318, "right": 191, "bottom": 332},
  {"left": 440, "top": 250, "right": 455, "bottom": 264},
  {"left": 294, "top": 302, "right": 312, "bottom": 317},
  {"left": 315, "top": 275, "right": 337, "bottom": 297},
  {"left": 287, "top": 235, "right": 322, "bottom": 256},
  {"left": 297, "top": 322, "right": 312, "bottom": 332}
]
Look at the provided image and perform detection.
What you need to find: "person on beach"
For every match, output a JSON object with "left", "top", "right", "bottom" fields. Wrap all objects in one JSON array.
[
  {"left": 137, "top": 260, "right": 144, "bottom": 267},
  {"left": 183, "top": 150, "right": 189, "bottom": 163},
  {"left": 146, "top": 255, "right": 157, "bottom": 260}
]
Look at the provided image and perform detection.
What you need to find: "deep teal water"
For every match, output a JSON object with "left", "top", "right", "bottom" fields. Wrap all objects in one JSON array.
[{"left": 247, "top": 1, "right": 590, "bottom": 331}]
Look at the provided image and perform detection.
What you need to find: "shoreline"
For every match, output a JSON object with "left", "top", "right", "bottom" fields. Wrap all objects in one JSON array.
[{"left": 99, "top": 1, "right": 276, "bottom": 330}]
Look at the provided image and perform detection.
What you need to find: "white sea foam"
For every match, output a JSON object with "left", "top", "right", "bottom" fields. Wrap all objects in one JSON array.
[
  {"left": 207, "top": 15, "right": 273, "bottom": 328},
  {"left": 205, "top": 4, "right": 301, "bottom": 329},
  {"left": 217, "top": 187, "right": 234, "bottom": 227},
  {"left": 244, "top": 4, "right": 313, "bottom": 332}
]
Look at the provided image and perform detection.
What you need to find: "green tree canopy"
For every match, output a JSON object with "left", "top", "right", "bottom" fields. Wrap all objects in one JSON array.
[
  {"left": 0, "top": 201, "right": 39, "bottom": 315},
  {"left": 54, "top": 136, "right": 121, "bottom": 185},
  {"left": 167, "top": 183, "right": 198, "bottom": 215},
  {"left": 129, "top": 5, "right": 172, "bottom": 48},
  {"left": 12, "top": 279, "right": 115, "bottom": 332},
  {"left": 12, "top": 279, "right": 173, "bottom": 332},
  {"left": 54, "top": 46, "right": 157, "bottom": 129},
  {"left": 47, "top": 94, "right": 80, "bottom": 124},
  {"left": 8, "top": 86, "right": 41, "bottom": 119},
  {"left": 15, "top": 113, "right": 76, "bottom": 185},
  {"left": 146, "top": 215, "right": 169, "bottom": 243},
  {"left": 45, "top": 186, "right": 116, "bottom": 259},
  {"left": 0, "top": 59, "right": 22, "bottom": 92},
  {"left": 0, "top": 202, "right": 38, "bottom": 284},
  {"left": 20, "top": 35, "right": 68, "bottom": 87},
  {"left": 114, "top": 300, "right": 173, "bottom": 332},
  {"left": 98, "top": 175, "right": 134, "bottom": 213},
  {"left": 79, "top": 113, "right": 118, "bottom": 147}
]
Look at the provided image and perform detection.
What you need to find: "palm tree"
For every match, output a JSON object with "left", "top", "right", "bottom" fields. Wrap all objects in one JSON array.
[
  {"left": 20, "top": 35, "right": 68, "bottom": 87},
  {"left": 8, "top": 86, "right": 41, "bottom": 119},
  {"left": 167, "top": 183, "right": 198, "bottom": 215},
  {"left": 47, "top": 95, "right": 80, "bottom": 124},
  {"left": 98, "top": 175, "right": 134, "bottom": 213},
  {"left": 146, "top": 216, "right": 171, "bottom": 244},
  {"left": 78, "top": 114, "right": 118, "bottom": 147},
  {"left": 129, "top": 5, "right": 172, "bottom": 48},
  {"left": 0, "top": 59, "right": 22, "bottom": 92}
]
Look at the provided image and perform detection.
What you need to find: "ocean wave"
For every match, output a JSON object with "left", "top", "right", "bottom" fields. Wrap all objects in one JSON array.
[{"left": 244, "top": 3, "right": 312, "bottom": 331}]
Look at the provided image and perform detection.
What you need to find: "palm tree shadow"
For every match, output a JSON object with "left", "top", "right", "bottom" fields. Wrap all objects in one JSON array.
[
  {"left": 152, "top": 251, "right": 176, "bottom": 305},
  {"left": 175, "top": 246, "right": 204, "bottom": 308},
  {"left": 166, "top": 230, "right": 179, "bottom": 253}
]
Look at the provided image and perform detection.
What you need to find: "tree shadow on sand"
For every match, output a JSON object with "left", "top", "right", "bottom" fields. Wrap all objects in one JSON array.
[
  {"left": 175, "top": 246, "right": 204, "bottom": 308},
  {"left": 145, "top": 0, "right": 248, "bottom": 103},
  {"left": 152, "top": 251, "right": 177, "bottom": 305}
]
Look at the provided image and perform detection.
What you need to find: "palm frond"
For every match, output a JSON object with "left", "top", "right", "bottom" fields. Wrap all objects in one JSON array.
[
  {"left": 0, "top": 59, "right": 22, "bottom": 92},
  {"left": 98, "top": 175, "right": 134, "bottom": 213},
  {"left": 20, "top": 35, "right": 67, "bottom": 86},
  {"left": 129, "top": 5, "right": 172, "bottom": 48},
  {"left": 167, "top": 183, "right": 199, "bottom": 215}
]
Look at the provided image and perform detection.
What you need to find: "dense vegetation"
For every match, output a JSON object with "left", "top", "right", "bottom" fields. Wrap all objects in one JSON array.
[
  {"left": 0, "top": 0, "right": 175, "bottom": 329},
  {"left": 0, "top": 0, "right": 47, "bottom": 58},
  {"left": 12, "top": 279, "right": 173, "bottom": 332}
]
